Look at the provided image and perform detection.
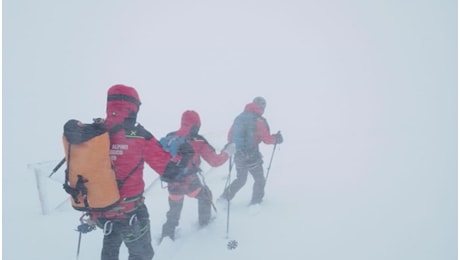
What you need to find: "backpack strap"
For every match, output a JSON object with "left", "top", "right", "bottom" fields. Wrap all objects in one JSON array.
[
  {"left": 62, "top": 143, "right": 89, "bottom": 208},
  {"left": 108, "top": 123, "right": 147, "bottom": 190},
  {"left": 63, "top": 144, "right": 75, "bottom": 200},
  {"left": 117, "top": 159, "right": 143, "bottom": 189}
]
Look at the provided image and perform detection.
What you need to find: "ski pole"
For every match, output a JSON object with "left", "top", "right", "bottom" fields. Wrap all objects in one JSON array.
[
  {"left": 222, "top": 156, "right": 240, "bottom": 250},
  {"left": 225, "top": 156, "right": 234, "bottom": 239},
  {"left": 76, "top": 231, "right": 82, "bottom": 260},
  {"left": 224, "top": 155, "right": 234, "bottom": 192},
  {"left": 197, "top": 171, "right": 217, "bottom": 213},
  {"left": 265, "top": 141, "right": 278, "bottom": 182},
  {"left": 75, "top": 213, "right": 96, "bottom": 259},
  {"left": 49, "top": 157, "right": 66, "bottom": 177},
  {"left": 226, "top": 197, "right": 231, "bottom": 239}
]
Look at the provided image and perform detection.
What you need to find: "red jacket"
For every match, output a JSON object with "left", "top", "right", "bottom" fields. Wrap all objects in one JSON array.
[
  {"left": 188, "top": 136, "right": 229, "bottom": 170},
  {"left": 104, "top": 84, "right": 173, "bottom": 199},
  {"left": 228, "top": 102, "right": 277, "bottom": 146},
  {"left": 108, "top": 125, "right": 172, "bottom": 199},
  {"left": 174, "top": 110, "right": 229, "bottom": 171}
]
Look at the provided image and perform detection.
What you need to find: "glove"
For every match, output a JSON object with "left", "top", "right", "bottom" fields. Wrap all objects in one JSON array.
[
  {"left": 77, "top": 213, "right": 97, "bottom": 233},
  {"left": 76, "top": 223, "right": 96, "bottom": 233},
  {"left": 222, "top": 143, "right": 236, "bottom": 156},
  {"left": 274, "top": 132, "right": 283, "bottom": 144}
]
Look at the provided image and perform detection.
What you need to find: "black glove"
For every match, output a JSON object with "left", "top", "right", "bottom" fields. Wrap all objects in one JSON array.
[
  {"left": 76, "top": 223, "right": 96, "bottom": 233},
  {"left": 274, "top": 132, "right": 283, "bottom": 144}
]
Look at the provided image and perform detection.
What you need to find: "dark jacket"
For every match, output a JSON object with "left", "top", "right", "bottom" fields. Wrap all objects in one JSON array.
[{"left": 227, "top": 102, "right": 277, "bottom": 147}]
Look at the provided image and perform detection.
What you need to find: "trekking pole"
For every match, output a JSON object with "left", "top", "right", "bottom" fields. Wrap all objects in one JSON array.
[
  {"left": 49, "top": 157, "right": 66, "bottom": 177},
  {"left": 76, "top": 231, "right": 82, "bottom": 260},
  {"left": 197, "top": 171, "right": 217, "bottom": 213},
  {"left": 224, "top": 155, "right": 234, "bottom": 192},
  {"left": 265, "top": 142, "right": 278, "bottom": 182},
  {"left": 225, "top": 156, "right": 234, "bottom": 239},
  {"left": 75, "top": 213, "right": 96, "bottom": 260}
]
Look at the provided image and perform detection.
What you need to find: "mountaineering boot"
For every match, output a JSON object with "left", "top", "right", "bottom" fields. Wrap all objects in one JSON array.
[
  {"left": 161, "top": 197, "right": 184, "bottom": 241},
  {"left": 250, "top": 168, "right": 266, "bottom": 205},
  {"left": 161, "top": 222, "right": 176, "bottom": 241},
  {"left": 215, "top": 194, "right": 228, "bottom": 210},
  {"left": 197, "top": 188, "right": 212, "bottom": 227},
  {"left": 220, "top": 185, "right": 235, "bottom": 201},
  {"left": 249, "top": 188, "right": 264, "bottom": 205},
  {"left": 249, "top": 197, "right": 263, "bottom": 205}
]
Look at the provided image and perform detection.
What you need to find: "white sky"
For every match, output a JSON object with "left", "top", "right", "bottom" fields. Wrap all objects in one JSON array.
[{"left": 3, "top": 0, "right": 458, "bottom": 259}]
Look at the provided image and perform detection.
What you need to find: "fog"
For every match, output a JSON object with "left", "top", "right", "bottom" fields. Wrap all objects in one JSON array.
[{"left": 3, "top": 0, "right": 457, "bottom": 259}]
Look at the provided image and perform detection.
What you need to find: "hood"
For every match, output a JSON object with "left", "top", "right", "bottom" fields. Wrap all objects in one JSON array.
[
  {"left": 176, "top": 110, "right": 201, "bottom": 137},
  {"left": 105, "top": 84, "right": 141, "bottom": 129},
  {"left": 244, "top": 102, "right": 264, "bottom": 115}
]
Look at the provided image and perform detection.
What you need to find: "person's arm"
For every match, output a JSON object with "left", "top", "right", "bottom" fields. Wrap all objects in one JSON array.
[
  {"left": 196, "top": 137, "right": 230, "bottom": 167},
  {"left": 143, "top": 135, "right": 173, "bottom": 174},
  {"left": 256, "top": 118, "right": 277, "bottom": 145}
]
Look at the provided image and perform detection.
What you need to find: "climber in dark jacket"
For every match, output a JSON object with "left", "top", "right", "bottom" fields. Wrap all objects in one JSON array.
[{"left": 221, "top": 96, "right": 283, "bottom": 205}]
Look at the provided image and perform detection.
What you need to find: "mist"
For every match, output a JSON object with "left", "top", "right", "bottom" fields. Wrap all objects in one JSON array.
[{"left": 3, "top": 0, "right": 457, "bottom": 259}]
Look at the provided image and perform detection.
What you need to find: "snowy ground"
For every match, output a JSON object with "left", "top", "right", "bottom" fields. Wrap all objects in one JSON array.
[
  {"left": 3, "top": 0, "right": 457, "bottom": 260},
  {"left": 9, "top": 127, "right": 458, "bottom": 260},
  {"left": 22, "top": 144, "right": 310, "bottom": 260}
]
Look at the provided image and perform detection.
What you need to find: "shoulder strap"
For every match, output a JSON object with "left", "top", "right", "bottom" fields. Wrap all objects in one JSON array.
[
  {"left": 62, "top": 144, "right": 89, "bottom": 207},
  {"left": 109, "top": 123, "right": 147, "bottom": 190},
  {"left": 117, "top": 159, "right": 143, "bottom": 189}
]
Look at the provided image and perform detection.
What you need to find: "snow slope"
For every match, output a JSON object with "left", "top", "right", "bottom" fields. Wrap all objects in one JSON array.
[{"left": 3, "top": 0, "right": 457, "bottom": 260}]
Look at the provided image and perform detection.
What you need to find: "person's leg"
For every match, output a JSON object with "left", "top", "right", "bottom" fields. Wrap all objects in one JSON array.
[
  {"left": 249, "top": 163, "right": 266, "bottom": 204},
  {"left": 195, "top": 186, "right": 213, "bottom": 226},
  {"left": 221, "top": 152, "right": 248, "bottom": 201},
  {"left": 101, "top": 220, "right": 124, "bottom": 260},
  {"left": 124, "top": 204, "right": 155, "bottom": 260},
  {"left": 162, "top": 195, "right": 184, "bottom": 240},
  {"left": 222, "top": 164, "right": 248, "bottom": 200}
]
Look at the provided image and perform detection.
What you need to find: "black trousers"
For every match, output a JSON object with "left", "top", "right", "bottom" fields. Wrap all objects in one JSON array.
[
  {"left": 224, "top": 151, "right": 266, "bottom": 204},
  {"left": 162, "top": 184, "right": 213, "bottom": 239},
  {"left": 100, "top": 203, "right": 154, "bottom": 260}
]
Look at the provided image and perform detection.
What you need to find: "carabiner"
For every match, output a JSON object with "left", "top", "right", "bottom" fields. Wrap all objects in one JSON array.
[
  {"left": 129, "top": 214, "right": 138, "bottom": 226},
  {"left": 103, "top": 220, "right": 113, "bottom": 236}
]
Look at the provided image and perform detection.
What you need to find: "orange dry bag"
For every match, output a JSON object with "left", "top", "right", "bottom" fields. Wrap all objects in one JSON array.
[{"left": 62, "top": 119, "right": 120, "bottom": 212}]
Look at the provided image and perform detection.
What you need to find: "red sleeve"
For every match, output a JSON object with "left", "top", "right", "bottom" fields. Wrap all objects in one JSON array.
[
  {"left": 196, "top": 140, "right": 229, "bottom": 167},
  {"left": 143, "top": 137, "right": 173, "bottom": 175},
  {"left": 256, "top": 118, "right": 277, "bottom": 145}
]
